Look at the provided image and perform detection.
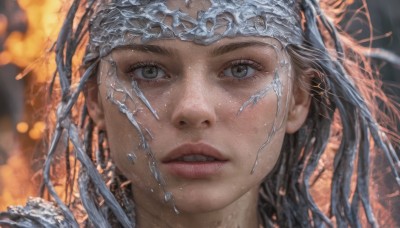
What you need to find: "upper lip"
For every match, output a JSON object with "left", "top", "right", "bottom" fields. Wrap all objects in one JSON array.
[{"left": 162, "top": 143, "right": 228, "bottom": 163}]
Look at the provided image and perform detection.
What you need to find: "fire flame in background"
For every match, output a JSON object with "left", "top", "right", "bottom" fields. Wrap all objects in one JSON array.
[
  {"left": 0, "top": 0, "right": 62, "bottom": 210},
  {"left": 0, "top": 0, "right": 397, "bottom": 226}
]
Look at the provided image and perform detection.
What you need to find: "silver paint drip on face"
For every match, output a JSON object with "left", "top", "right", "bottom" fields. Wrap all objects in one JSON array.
[
  {"left": 94, "top": 0, "right": 298, "bottom": 214},
  {"left": 101, "top": 57, "right": 179, "bottom": 213},
  {"left": 236, "top": 44, "right": 293, "bottom": 173}
]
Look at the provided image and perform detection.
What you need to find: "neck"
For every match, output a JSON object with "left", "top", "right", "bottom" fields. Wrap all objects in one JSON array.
[{"left": 132, "top": 187, "right": 260, "bottom": 228}]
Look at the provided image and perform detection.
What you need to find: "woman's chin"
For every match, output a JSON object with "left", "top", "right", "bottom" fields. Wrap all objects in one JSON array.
[
  {"left": 168, "top": 186, "right": 249, "bottom": 214},
  {"left": 173, "top": 198, "right": 230, "bottom": 214}
]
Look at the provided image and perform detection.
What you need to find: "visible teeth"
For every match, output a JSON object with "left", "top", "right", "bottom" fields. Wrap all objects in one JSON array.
[{"left": 180, "top": 155, "right": 216, "bottom": 162}]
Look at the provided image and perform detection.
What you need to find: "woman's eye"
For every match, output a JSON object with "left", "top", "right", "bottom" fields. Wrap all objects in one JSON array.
[
  {"left": 133, "top": 65, "right": 166, "bottom": 80},
  {"left": 223, "top": 64, "right": 256, "bottom": 79}
]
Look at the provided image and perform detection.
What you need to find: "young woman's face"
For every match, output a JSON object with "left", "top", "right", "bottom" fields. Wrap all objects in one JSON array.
[{"left": 90, "top": 0, "right": 309, "bottom": 216}]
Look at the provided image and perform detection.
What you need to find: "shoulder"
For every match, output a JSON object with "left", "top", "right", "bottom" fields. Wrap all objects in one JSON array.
[{"left": 0, "top": 197, "right": 68, "bottom": 227}]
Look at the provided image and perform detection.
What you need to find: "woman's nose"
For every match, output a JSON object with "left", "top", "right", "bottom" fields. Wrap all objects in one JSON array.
[{"left": 171, "top": 78, "right": 217, "bottom": 129}]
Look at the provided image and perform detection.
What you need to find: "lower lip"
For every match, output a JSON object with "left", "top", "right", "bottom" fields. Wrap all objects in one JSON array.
[{"left": 163, "top": 161, "right": 226, "bottom": 179}]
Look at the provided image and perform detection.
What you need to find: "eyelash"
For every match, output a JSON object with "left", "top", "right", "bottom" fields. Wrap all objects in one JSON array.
[
  {"left": 126, "top": 59, "right": 265, "bottom": 83},
  {"left": 127, "top": 61, "right": 168, "bottom": 82},
  {"left": 220, "top": 59, "right": 264, "bottom": 81}
]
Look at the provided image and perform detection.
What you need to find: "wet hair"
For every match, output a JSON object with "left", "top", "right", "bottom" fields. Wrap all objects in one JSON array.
[{"left": 6, "top": 0, "right": 400, "bottom": 227}]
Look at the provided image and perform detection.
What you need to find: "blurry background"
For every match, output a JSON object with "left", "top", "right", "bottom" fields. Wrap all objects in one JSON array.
[
  {"left": 342, "top": 0, "right": 400, "bottom": 223},
  {"left": 0, "top": 0, "right": 398, "bottom": 222},
  {"left": 0, "top": 0, "right": 26, "bottom": 170},
  {"left": 344, "top": 0, "right": 400, "bottom": 105},
  {"left": 0, "top": 0, "right": 61, "bottom": 209}
]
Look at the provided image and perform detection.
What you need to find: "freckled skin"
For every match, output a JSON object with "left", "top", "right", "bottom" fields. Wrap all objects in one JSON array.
[
  {"left": 88, "top": 2, "right": 310, "bottom": 228},
  {"left": 97, "top": 37, "right": 297, "bottom": 228}
]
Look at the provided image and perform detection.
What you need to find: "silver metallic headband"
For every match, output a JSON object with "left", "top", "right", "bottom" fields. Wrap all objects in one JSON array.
[{"left": 89, "top": 0, "right": 303, "bottom": 57}]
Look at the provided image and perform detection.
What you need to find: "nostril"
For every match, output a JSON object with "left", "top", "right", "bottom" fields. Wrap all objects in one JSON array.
[
  {"left": 202, "top": 120, "right": 211, "bottom": 126},
  {"left": 176, "top": 119, "right": 211, "bottom": 128},
  {"left": 179, "top": 120, "right": 187, "bottom": 126}
]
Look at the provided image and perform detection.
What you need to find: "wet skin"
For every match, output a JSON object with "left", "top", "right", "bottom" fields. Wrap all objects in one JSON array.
[
  {"left": 86, "top": 2, "right": 310, "bottom": 227},
  {"left": 86, "top": 35, "right": 311, "bottom": 227}
]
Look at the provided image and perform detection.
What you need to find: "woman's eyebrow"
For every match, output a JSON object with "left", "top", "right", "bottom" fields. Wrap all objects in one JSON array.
[
  {"left": 113, "top": 44, "right": 174, "bottom": 56},
  {"left": 211, "top": 41, "right": 273, "bottom": 56}
]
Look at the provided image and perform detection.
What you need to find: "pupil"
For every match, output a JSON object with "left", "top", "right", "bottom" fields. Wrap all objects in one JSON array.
[
  {"left": 143, "top": 66, "right": 158, "bottom": 79},
  {"left": 232, "top": 65, "right": 247, "bottom": 78}
]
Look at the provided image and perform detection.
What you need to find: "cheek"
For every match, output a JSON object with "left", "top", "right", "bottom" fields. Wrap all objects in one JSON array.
[
  {"left": 253, "top": 129, "right": 285, "bottom": 177},
  {"left": 234, "top": 110, "right": 283, "bottom": 168},
  {"left": 102, "top": 103, "right": 138, "bottom": 173},
  {"left": 229, "top": 86, "right": 289, "bottom": 173},
  {"left": 229, "top": 89, "right": 281, "bottom": 138},
  {"left": 104, "top": 113, "right": 162, "bottom": 193},
  {"left": 99, "top": 87, "right": 159, "bottom": 191}
]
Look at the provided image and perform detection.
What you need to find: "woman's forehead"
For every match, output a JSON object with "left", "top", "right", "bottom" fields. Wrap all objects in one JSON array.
[{"left": 90, "top": 0, "right": 302, "bottom": 57}]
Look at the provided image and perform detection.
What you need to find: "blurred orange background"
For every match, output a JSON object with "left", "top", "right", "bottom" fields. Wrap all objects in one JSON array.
[{"left": 0, "top": 0, "right": 62, "bottom": 210}]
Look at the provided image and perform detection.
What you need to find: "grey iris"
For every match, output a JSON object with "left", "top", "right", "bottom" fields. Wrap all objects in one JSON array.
[
  {"left": 232, "top": 65, "right": 248, "bottom": 78},
  {"left": 142, "top": 66, "right": 159, "bottom": 79}
]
